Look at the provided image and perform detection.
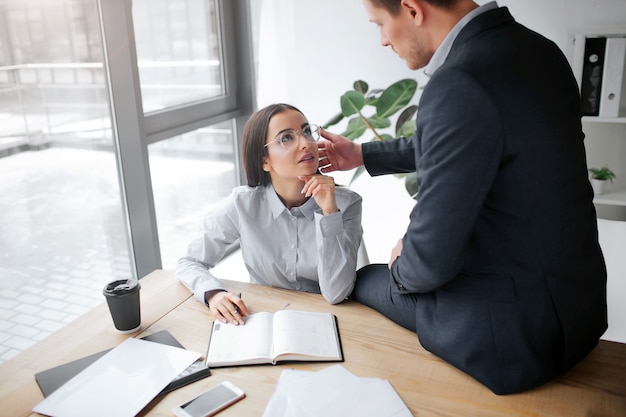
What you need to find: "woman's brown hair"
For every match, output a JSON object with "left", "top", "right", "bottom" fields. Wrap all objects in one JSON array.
[{"left": 242, "top": 103, "right": 305, "bottom": 186}]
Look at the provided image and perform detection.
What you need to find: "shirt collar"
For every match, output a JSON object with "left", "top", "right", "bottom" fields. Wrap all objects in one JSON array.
[
  {"left": 264, "top": 184, "right": 318, "bottom": 220},
  {"left": 424, "top": 1, "right": 498, "bottom": 78}
]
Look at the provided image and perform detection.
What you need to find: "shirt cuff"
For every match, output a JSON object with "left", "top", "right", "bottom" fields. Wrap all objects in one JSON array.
[{"left": 315, "top": 210, "right": 344, "bottom": 237}]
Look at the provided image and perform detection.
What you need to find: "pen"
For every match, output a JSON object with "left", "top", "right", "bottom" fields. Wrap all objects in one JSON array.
[{"left": 234, "top": 292, "right": 241, "bottom": 315}]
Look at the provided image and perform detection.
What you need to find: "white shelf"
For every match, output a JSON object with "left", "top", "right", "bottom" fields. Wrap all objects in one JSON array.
[
  {"left": 593, "top": 189, "right": 626, "bottom": 206},
  {"left": 582, "top": 116, "right": 626, "bottom": 124},
  {"left": 570, "top": 27, "right": 626, "bottom": 211}
]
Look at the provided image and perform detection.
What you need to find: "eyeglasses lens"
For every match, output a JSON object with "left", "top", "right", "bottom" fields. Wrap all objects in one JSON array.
[{"left": 277, "top": 125, "right": 320, "bottom": 150}]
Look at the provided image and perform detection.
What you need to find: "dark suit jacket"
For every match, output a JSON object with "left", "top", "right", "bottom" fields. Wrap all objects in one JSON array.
[{"left": 362, "top": 7, "right": 607, "bottom": 394}]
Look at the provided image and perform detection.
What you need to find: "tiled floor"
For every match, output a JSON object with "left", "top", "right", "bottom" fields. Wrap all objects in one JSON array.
[
  {"left": 0, "top": 148, "right": 131, "bottom": 364},
  {"left": 0, "top": 267, "right": 110, "bottom": 362}
]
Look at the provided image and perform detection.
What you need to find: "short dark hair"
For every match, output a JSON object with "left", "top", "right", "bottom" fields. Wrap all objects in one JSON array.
[
  {"left": 242, "top": 103, "right": 305, "bottom": 187},
  {"left": 369, "top": 0, "right": 458, "bottom": 14}
]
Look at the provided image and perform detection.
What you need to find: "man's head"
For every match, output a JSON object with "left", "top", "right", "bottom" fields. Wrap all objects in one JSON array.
[
  {"left": 362, "top": 0, "right": 476, "bottom": 70},
  {"left": 367, "top": 0, "right": 460, "bottom": 15}
]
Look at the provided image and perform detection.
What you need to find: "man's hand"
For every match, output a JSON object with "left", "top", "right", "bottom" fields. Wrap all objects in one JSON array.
[
  {"left": 317, "top": 128, "right": 364, "bottom": 173},
  {"left": 389, "top": 239, "right": 403, "bottom": 269}
]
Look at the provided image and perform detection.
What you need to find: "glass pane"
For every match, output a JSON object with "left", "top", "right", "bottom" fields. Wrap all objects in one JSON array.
[
  {"left": 148, "top": 120, "right": 237, "bottom": 269},
  {"left": 132, "top": 0, "right": 224, "bottom": 112},
  {"left": 0, "top": 0, "right": 131, "bottom": 364}
]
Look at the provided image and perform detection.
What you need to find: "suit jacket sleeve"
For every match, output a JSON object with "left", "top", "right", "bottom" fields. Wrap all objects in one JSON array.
[{"left": 362, "top": 135, "right": 417, "bottom": 176}]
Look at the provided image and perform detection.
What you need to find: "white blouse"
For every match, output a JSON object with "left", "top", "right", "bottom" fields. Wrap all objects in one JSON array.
[{"left": 176, "top": 184, "right": 363, "bottom": 304}]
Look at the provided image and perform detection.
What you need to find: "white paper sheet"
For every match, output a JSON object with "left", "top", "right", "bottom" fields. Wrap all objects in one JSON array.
[
  {"left": 262, "top": 365, "right": 413, "bottom": 417},
  {"left": 33, "top": 337, "right": 201, "bottom": 417}
]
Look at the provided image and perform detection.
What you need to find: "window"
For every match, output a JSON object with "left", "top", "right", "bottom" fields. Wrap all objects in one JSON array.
[
  {"left": 133, "top": 0, "right": 225, "bottom": 111},
  {"left": 0, "top": 0, "right": 254, "bottom": 364},
  {"left": 148, "top": 120, "right": 237, "bottom": 269},
  {"left": 0, "top": 0, "right": 130, "bottom": 362}
]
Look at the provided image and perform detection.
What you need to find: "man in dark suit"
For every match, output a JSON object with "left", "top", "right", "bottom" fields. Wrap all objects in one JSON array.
[{"left": 318, "top": 0, "right": 607, "bottom": 395}]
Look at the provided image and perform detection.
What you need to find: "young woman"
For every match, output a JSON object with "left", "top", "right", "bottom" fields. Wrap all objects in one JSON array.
[{"left": 176, "top": 103, "right": 363, "bottom": 325}]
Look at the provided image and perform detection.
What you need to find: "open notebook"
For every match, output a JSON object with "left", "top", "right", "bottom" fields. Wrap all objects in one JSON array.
[{"left": 206, "top": 310, "right": 343, "bottom": 367}]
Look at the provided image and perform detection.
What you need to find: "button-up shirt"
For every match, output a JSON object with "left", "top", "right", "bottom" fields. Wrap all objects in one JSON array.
[{"left": 177, "top": 184, "right": 363, "bottom": 304}]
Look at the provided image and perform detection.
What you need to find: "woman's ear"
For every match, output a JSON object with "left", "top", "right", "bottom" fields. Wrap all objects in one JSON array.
[{"left": 262, "top": 157, "right": 270, "bottom": 172}]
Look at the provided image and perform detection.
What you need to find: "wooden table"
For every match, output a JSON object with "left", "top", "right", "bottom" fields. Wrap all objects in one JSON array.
[{"left": 1, "top": 270, "right": 625, "bottom": 416}]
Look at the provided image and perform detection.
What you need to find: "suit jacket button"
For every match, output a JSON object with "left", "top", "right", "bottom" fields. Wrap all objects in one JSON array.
[{"left": 397, "top": 284, "right": 405, "bottom": 290}]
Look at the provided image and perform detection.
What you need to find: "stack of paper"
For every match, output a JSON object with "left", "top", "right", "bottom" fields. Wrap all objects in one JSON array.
[
  {"left": 262, "top": 365, "right": 413, "bottom": 417},
  {"left": 32, "top": 338, "right": 201, "bottom": 417}
]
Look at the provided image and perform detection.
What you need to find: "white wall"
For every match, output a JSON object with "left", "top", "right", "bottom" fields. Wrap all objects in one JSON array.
[
  {"left": 597, "top": 219, "right": 626, "bottom": 344},
  {"left": 254, "top": 0, "right": 421, "bottom": 125}
]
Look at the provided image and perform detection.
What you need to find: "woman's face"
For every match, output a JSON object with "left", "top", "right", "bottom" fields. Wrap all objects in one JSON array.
[{"left": 262, "top": 109, "right": 319, "bottom": 183}]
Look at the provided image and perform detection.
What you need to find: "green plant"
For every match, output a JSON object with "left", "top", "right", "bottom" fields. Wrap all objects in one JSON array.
[
  {"left": 323, "top": 79, "right": 419, "bottom": 197},
  {"left": 589, "top": 166, "right": 616, "bottom": 182}
]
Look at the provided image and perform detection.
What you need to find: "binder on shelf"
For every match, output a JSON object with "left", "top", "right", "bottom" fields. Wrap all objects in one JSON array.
[
  {"left": 571, "top": 34, "right": 586, "bottom": 90},
  {"left": 580, "top": 36, "right": 607, "bottom": 116},
  {"left": 599, "top": 37, "right": 626, "bottom": 118}
]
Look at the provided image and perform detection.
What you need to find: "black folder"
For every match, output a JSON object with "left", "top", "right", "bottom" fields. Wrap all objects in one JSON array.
[
  {"left": 581, "top": 36, "right": 607, "bottom": 116},
  {"left": 34, "top": 330, "right": 210, "bottom": 397}
]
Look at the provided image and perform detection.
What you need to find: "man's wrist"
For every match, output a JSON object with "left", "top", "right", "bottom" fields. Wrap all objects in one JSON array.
[{"left": 356, "top": 143, "right": 365, "bottom": 167}]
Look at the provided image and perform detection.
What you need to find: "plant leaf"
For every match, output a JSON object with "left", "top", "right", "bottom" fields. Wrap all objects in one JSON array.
[
  {"left": 404, "top": 172, "right": 419, "bottom": 199},
  {"left": 396, "top": 105, "right": 418, "bottom": 135},
  {"left": 376, "top": 79, "right": 417, "bottom": 119},
  {"left": 341, "top": 91, "right": 365, "bottom": 117},
  {"left": 323, "top": 112, "right": 344, "bottom": 129},
  {"left": 342, "top": 117, "right": 368, "bottom": 140},
  {"left": 397, "top": 119, "right": 417, "bottom": 138},
  {"left": 348, "top": 166, "right": 367, "bottom": 185},
  {"left": 353, "top": 80, "right": 368, "bottom": 94},
  {"left": 368, "top": 117, "right": 391, "bottom": 129},
  {"left": 365, "top": 88, "right": 384, "bottom": 106}
]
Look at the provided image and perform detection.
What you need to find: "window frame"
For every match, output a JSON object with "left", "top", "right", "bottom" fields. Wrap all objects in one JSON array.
[{"left": 98, "top": 0, "right": 254, "bottom": 278}]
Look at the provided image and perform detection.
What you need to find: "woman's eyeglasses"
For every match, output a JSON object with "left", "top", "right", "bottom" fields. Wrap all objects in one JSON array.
[{"left": 264, "top": 124, "right": 321, "bottom": 151}]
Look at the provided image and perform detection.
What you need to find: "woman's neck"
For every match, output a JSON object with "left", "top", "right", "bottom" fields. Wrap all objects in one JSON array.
[{"left": 272, "top": 179, "right": 309, "bottom": 209}]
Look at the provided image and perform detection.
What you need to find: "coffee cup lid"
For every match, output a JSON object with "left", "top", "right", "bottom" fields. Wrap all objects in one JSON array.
[{"left": 103, "top": 279, "right": 140, "bottom": 295}]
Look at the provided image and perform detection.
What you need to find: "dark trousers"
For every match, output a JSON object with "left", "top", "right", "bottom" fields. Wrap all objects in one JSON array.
[{"left": 351, "top": 264, "right": 420, "bottom": 332}]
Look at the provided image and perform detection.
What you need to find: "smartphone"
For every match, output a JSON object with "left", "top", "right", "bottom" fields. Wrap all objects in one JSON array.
[{"left": 173, "top": 381, "right": 245, "bottom": 417}]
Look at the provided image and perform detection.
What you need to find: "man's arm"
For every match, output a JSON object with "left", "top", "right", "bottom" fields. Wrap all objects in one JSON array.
[
  {"left": 362, "top": 136, "right": 417, "bottom": 176},
  {"left": 318, "top": 128, "right": 416, "bottom": 175}
]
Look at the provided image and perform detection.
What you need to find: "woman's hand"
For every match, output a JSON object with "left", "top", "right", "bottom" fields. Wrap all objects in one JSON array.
[
  {"left": 298, "top": 174, "right": 338, "bottom": 215},
  {"left": 207, "top": 291, "right": 248, "bottom": 325}
]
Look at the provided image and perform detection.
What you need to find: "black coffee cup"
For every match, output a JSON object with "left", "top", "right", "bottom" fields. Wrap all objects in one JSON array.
[{"left": 103, "top": 279, "right": 141, "bottom": 333}]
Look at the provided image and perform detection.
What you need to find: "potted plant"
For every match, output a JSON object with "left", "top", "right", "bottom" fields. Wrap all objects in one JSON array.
[
  {"left": 324, "top": 79, "right": 419, "bottom": 198},
  {"left": 588, "top": 166, "right": 616, "bottom": 195}
]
